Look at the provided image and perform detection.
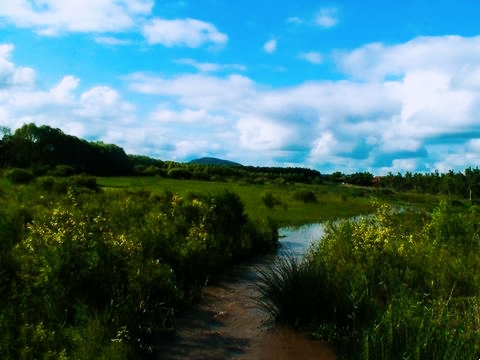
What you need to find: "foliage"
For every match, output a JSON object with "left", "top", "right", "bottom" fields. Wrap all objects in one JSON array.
[
  {"left": 98, "top": 176, "right": 441, "bottom": 227},
  {"left": 292, "top": 188, "right": 317, "bottom": 203},
  {"left": 5, "top": 168, "right": 34, "bottom": 184},
  {"left": 0, "top": 123, "right": 132, "bottom": 175},
  {"left": 380, "top": 168, "right": 480, "bottom": 198},
  {"left": 0, "top": 178, "right": 277, "bottom": 359},
  {"left": 261, "top": 190, "right": 283, "bottom": 209},
  {"left": 257, "top": 201, "right": 480, "bottom": 359}
]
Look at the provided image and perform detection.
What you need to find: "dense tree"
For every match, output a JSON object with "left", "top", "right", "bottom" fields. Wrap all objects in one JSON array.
[
  {"left": 0, "top": 123, "right": 132, "bottom": 175},
  {"left": 378, "top": 168, "right": 480, "bottom": 199}
]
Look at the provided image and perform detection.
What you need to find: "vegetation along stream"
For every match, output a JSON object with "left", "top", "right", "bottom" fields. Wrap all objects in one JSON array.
[{"left": 155, "top": 223, "right": 336, "bottom": 360}]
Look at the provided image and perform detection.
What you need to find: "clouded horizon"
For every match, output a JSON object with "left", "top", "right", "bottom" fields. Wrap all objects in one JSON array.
[{"left": 1, "top": 0, "right": 480, "bottom": 174}]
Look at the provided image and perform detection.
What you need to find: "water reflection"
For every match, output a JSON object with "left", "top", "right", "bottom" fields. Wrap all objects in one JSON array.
[{"left": 278, "top": 223, "right": 325, "bottom": 257}]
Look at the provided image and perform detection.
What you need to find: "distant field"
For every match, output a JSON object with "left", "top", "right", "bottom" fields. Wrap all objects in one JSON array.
[{"left": 97, "top": 177, "right": 441, "bottom": 226}]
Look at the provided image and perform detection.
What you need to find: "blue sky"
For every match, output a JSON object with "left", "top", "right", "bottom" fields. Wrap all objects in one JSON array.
[{"left": 1, "top": 1, "right": 480, "bottom": 174}]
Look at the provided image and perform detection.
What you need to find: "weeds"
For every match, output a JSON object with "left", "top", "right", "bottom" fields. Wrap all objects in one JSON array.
[
  {"left": 257, "top": 202, "right": 480, "bottom": 359},
  {"left": 0, "top": 177, "right": 278, "bottom": 359}
]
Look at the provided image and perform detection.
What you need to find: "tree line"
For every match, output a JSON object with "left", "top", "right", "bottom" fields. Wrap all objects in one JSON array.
[
  {"left": 0, "top": 124, "right": 132, "bottom": 176},
  {"left": 378, "top": 169, "right": 480, "bottom": 199},
  {"left": 2, "top": 123, "right": 480, "bottom": 196},
  {"left": 0, "top": 123, "right": 321, "bottom": 183}
]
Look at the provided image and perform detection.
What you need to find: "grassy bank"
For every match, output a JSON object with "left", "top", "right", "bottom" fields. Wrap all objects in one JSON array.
[
  {"left": 0, "top": 175, "right": 277, "bottom": 359},
  {"left": 257, "top": 201, "right": 480, "bottom": 359}
]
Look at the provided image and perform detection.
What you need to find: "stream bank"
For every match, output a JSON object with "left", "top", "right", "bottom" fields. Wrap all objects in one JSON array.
[{"left": 155, "top": 224, "right": 336, "bottom": 360}]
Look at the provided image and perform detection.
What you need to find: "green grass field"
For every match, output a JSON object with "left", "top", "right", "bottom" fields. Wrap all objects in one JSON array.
[{"left": 96, "top": 176, "right": 441, "bottom": 226}]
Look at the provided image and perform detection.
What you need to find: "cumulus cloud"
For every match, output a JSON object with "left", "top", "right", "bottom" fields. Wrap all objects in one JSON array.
[
  {"left": 50, "top": 76, "right": 79, "bottom": 102},
  {"left": 263, "top": 39, "right": 277, "bottom": 53},
  {"left": 0, "top": 1, "right": 228, "bottom": 50},
  {"left": 315, "top": 7, "right": 339, "bottom": 28},
  {"left": 142, "top": 17, "right": 228, "bottom": 47},
  {"left": 337, "top": 35, "right": 480, "bottom": 80},
  {"left": 0, "top": 46, "right": 136, "bottom": 144},
  {"left": 0, "top": 0, "right": 154, "bottom": 35},
  {"left": 298, "top": 52, "right": 323, "bottom": 64},
  {"left": 94, "top": 36, "right": 132, "bottom": 45},
  {"left": 150, "top": 107, "right": 225, "bottom": 124},
  {"left": 127, "top": 72, "right": 256, "bottom": 111},
  {"left": 5, "top": 32, "right": 480, "bottom": 174},
  {"left": 175, "top": 58, "right": 246, "bottom": 72},
  {"left": 123, "top": 34, "right": 480, "bottom": 173},
  {"left": 0, "top": 44, "right": 35, "bottom": 88},
  {"left": 237, "top": 117, "right": 295, "bottom": 151}
]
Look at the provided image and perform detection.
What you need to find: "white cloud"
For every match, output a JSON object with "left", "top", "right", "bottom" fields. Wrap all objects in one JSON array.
[
  {"left": 175, "top": 58, "right": 246, "bottom": 72},
  {"left": 298, "top": 52, "right": 323, "bottom": 64},
  {"left": 94, "top": 36, "right": 132, "bottom": 45},
  {"left": 5, "top": 33, "right": 480, "bottom": 173},
  {"left": 263, "top": 39, "right": 277, "bottom": 53},
  {"left": 237, "top": 117, "right": 293, "bottom": 150},
  {"left": 337, "top": 35, "right": 480, "bottom": 80},
  {"left": 0, "top": 44, "right": 35, "bottom": 88},
  {"left": 286, "top": 16, "right": 303, "bottom": 25},
  {"left": 127, "top": 72, "right": 256, "bottom": 111},
  {"left": 468, "top": 139, "right": 480, "bottom": 152},
  {"left": 0, "top": 0, "right": 154, "bottom": 35},
  {"left": 315, "top": 7, "right": 339, "bottom": 28},
  {"left": 0, "top": 1, "right": 228, "bottom": 51},
  {"left": 150, "top": 107, "right": 225, "bottom": 124},
  {"left": 50, "top": 76, "right": 79, "bottom": 102},
  {"left": 310, "top": 132, "right": 339, "bottom": 159},
  {"left": 142, "top": 17, "right": 228, "bottom": 47}
]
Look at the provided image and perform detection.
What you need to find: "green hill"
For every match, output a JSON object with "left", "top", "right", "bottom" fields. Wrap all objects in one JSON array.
[{"left": 189, "top": 157, "right": 243, "bottom": 167}]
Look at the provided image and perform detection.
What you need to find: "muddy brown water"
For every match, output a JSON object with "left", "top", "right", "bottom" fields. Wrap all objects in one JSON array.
[{"left": 155, "top": 224, "right": 337, "bottom": 360}]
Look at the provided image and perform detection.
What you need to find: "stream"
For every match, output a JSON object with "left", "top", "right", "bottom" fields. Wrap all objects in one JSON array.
[{"left": 155, "top": 224, "right": 337, "bottom": 360}]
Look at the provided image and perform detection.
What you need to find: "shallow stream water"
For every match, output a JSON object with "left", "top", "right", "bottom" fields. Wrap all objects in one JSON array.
[{"left": 155, "top": 224, "right": 336, "bottom": 360}]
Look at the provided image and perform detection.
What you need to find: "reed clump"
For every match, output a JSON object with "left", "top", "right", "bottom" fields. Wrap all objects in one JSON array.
[{"left": 257, "top": 201, "right": 480, "bottom": 359}]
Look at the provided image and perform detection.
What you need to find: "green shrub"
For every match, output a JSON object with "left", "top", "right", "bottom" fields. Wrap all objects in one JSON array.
[
  {"left": 1, "top": 181, "right": 278, "bottom": 359},
  {"left": 167, "top": 168, "right": 192, "bottom": 179},
  {"left": 68, "top": 175, "right": 99, "bottom": 192},
  {"left": 258, "top": 202, "right": 480, "bottom": 359},
  {"left": 5, "top": 168, "right": 34, "bottom": 184},
  {"left": 49, "top": 164, "right": 77, "bottom": 176},
  {"left": 292, "top": 188, "right": 317, "bottom": 203},
  {"left": 261, "top": 190, "right": 282, "bottom": 209}
]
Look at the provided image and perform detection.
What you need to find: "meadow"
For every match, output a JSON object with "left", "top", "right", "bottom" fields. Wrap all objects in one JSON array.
[
  {"left": 97, "top": 176, "right": 439, "bottom": 226},
  {"left": 0, "top": 172, "right": 459, "bottom": 359},
  {"left": 1, "top": 174, "right": 280, "bottom": 359}
]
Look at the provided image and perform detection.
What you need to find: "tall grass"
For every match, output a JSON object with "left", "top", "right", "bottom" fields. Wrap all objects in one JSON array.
[
  {"left": 96, "top": 177, "right": 440, "bottom": 226},
  {"left": 0, "top": 176, "right": 278, "bottom": 359},
  {"left": 257, "top": 202, "right": 480, "bottom": 359}
]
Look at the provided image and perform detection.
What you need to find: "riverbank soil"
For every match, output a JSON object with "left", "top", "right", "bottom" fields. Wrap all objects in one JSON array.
[{"left": 155, "top": 258, "right": 336, "bottom": 360}]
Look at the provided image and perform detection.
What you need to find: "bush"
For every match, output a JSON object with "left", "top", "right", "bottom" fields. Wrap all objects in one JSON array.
[
  {"left": 258, "top": 203, "right": 480, "bottom": 359},
  {"left": 5, "top": 168, "right": 34, "bottom": 184},
  {"left": 167, "top": 168, "right": 192, "bottom": 179},
  {"left": 68, "top": 175, "right": 99, "bottom": 192},
  {"left": 1, "top": 183, "right": 278, "bottom": 359},
  {"left": 261, "top": 190, "right": 282, "bottom": 209},
  {"left": 49, "top": 164, "right": 77, "bottom": 177},
  {"left": 292, "top": 188, "right": 317, "bottom": 203}
]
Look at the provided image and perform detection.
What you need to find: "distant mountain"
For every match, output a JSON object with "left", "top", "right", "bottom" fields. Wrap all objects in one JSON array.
[{"left": 189, "top": 157, "right": 243, "bottom": 167}]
